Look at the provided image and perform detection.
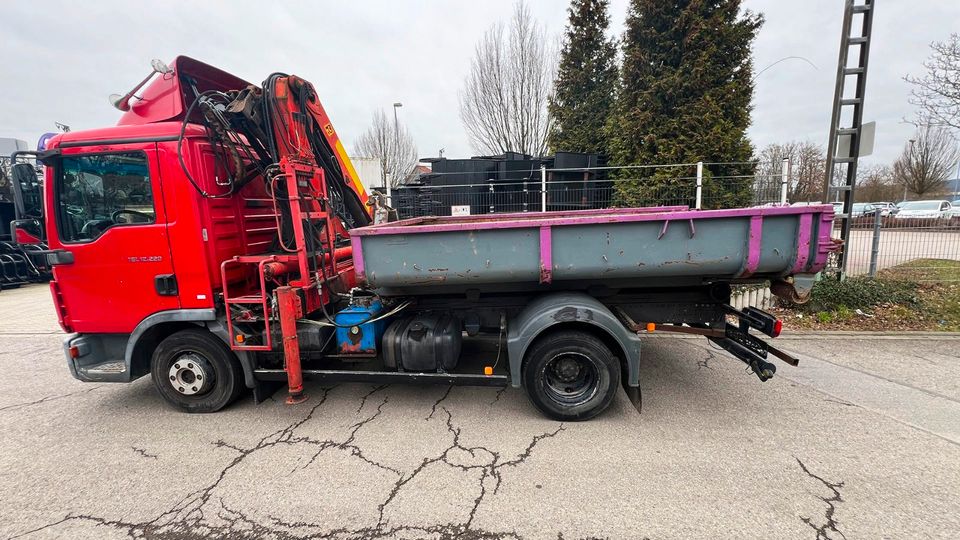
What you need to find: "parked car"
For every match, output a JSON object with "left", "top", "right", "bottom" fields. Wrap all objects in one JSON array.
[
  {"left": 831, "top": 201, "right": 844, "bottom": 214},
  {"left": 893, "top": 200, "right": 954, "bottom": 219},
  {"left": 950, "top": 200, "right": 960, "bottom": 218},
  {"left": 870, "top": 201, "right": 896, "bottom": 216},
  {"left": 851, "top": 203, "right": 877, "bottom": 217}
]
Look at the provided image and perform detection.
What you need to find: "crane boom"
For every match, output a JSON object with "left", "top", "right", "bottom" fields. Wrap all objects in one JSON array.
[{"left": 177, "top": 68, "right": 375, "bottom": 402}]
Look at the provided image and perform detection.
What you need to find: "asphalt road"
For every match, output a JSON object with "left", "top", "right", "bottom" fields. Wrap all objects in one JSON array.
[{"left": 1, "top": 284, "right": 959, "bottom": 539}]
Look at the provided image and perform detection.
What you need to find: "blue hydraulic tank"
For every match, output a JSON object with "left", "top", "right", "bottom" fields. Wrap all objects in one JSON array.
[{"left": 335, "top": 300, "right": 387, "bottom": 355}]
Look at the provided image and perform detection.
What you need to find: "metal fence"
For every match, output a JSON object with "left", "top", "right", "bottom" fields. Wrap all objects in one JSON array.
[
  {"left": 841, "top": 214, "right": 960, "bottom": 282},
  {"left": 383, "top": 161, "right": 789, "bottom": 218},
  {"left": 383, "top": 159, "right": 960, "bottom": 283}
]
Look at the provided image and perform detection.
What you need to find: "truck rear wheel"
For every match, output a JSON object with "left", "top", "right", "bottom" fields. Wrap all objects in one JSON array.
[
  {"left": 150, "top": 328, "right": 244, "bottom": 413},
  {"left": 522, "top": 330, "right": 620, "bottom": 421}
]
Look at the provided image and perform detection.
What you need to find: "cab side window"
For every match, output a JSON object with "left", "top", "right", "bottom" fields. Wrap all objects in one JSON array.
[{"left": 56, "top": 152, "right": 155, "bottom": 243}]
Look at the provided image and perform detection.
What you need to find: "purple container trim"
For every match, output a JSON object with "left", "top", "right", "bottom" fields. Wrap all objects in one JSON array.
[
  {"left": 351, "top": 205, "right": 836, "bottom": 237},
  {"left": 539, "top": 226, "right": 552, "bottom": 284},
  {"left": 791, "top": 213, "right": 814, "bottom": 274},
  {"left": 736, "top": 215, "right": 764, "bottom": 278},
  {"left": 351, "top": 235, "right": 366, "bottom": 282},
  {"left": 355, "top": 206, "right": 690, "bottom": 234},
  {"left": 815, "top": 212, "right": 840, "bottom": 266}
]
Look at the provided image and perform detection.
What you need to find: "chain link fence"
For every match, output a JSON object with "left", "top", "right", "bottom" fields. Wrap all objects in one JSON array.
[
  {"left": 841, "top": 213, "right": 960, "bottom": 282},
  {"left": 383, "top": 162, "right": 789, "bottom": 218},
  {"left": 383, "top": 159, "right": 960, "bottom": 286}
]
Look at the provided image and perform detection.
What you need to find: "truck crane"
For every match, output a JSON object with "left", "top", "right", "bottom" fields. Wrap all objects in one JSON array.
[{"left": 9, "top": 57, "right": 838, "bottom": 420}]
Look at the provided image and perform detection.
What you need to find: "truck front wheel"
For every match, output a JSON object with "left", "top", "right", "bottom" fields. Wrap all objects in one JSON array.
[
  {"left": 522, "top": 330, "right": 620, "bottom": 421},
  {"left": 150, "top": 328, "right": 244, "bottom": 413}
]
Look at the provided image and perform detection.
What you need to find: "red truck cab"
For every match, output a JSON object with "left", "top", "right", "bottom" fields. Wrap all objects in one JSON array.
[
  {"left": 42, "top": 59, "right": 293, "bottom": 391},
  {"left": 39, "top": 56, "right": 375, "bottom": 413}
]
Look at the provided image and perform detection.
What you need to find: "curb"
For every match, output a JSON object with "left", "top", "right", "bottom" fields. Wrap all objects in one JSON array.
[
  {"left": 777, "top": 330, "right": 960, "bottom": 339},
  {"left": 646, "top": 331, "right": 960, "bottom": 340}
]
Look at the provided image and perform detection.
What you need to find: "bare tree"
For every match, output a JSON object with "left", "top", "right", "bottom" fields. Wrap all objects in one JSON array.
[
  {"left": 892, "top": 126, "right": 960, "bottom": 197},
  {"left": 906, "top": 34, "right": 960, "bottom": 130},
  {"left": 459, "top": 1, "right": 554, "bottom": 156},
  {"left": 856, "top": 164, "right": 901, "bottom": 203},
  {"left": 353, "top": 109, "right": 418, "bottom": 187},
  {"left": 756, "top": 140, "right": 825, "bottom": 202}
]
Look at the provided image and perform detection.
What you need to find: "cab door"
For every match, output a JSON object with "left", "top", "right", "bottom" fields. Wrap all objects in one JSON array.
[{"left": 46, "top": 142, "right": 179, "bottom": 333}]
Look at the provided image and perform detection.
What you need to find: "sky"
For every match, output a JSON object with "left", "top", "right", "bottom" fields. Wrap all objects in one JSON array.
[{"left": 1, "top": 1, "right": 958, "bottom": 168}]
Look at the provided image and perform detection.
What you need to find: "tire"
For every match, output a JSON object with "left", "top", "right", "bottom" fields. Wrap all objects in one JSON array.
[
  {"left": 150, "top": 328, "right": 245, "bottom": 413},
  {"left": 522, "top": 330, "right": 620, "bottom": 421}
]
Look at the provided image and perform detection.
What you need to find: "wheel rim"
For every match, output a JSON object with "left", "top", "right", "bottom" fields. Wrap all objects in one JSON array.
[
  {"left": 167, "top": 352, "right": 214, "bottom": 396},
  {"left": 542, "top": 352, "right": 600, "bottom": 406}
]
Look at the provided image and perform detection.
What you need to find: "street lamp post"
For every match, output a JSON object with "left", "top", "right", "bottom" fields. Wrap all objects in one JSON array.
[
  {"left": 391, "top": 102, "right": 402, "bottom": 189},
  {"left": 904, "top": 138, "right": 916, "bottom": 202}
]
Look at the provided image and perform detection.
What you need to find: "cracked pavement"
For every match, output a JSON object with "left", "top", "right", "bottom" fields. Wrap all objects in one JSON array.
[{"left": 2, "top": 285, "right": 960, "bottom": 539}]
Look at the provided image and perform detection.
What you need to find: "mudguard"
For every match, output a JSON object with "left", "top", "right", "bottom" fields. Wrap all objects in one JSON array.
[
  {"left": 125, "top": 309, "right": 257, "bottom": 388},
  {"left": 506, "top": 292, "right": 641, "bottom": 388}
]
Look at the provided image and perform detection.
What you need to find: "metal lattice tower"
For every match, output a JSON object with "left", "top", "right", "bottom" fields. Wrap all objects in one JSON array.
[{"left": 822, "top": 0, "right": 875, "bottom": 276}]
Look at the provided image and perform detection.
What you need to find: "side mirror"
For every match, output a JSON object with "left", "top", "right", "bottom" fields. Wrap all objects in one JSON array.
[
  {"left": 10, "top": 163, "right": 42, "bottom": 219},
  {"left": 11, "top": 218, "right": 43, "bottom": 245}
]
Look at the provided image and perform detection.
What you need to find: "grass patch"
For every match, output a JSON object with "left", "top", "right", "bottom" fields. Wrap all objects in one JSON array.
[
  {"left": 883, "top": 259, "right": 960, "bottom": 331},
  {"left": 788, "top": 276, "right": 919, "bottom": 314},
  {"left": 776, "top": 259, "right": 960, "bottom": 331},
  {"left": 878, "top": 258, "right": 960, "bottom": 283}
]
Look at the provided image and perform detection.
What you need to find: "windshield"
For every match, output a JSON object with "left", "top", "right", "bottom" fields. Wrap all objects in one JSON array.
[
  {"left": 899, "top": 201, "right": 941, "bottom": 211},
  {"left": 853, "top": 203, "right": 872, "bottom": 211},
  {"left": 55, "top": 152, "right": 155, "bottom": 243}
]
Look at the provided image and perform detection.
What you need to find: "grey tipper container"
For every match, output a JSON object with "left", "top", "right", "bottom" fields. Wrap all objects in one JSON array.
[{"left": 349, "top": 205, "right": 836, "bottom": 296}]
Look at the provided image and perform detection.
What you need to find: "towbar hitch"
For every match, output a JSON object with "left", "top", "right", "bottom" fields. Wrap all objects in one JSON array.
[
  {"left": 614, "top": 306, "right": 800, "bottom": 382},
  {"left": 708, "top": 326, "right": 777, "bottom": 382}
]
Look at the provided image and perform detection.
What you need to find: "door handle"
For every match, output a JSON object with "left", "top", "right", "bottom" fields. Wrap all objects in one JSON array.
[
  {"left": 40, "top": 249, "right": 74, "bottom": 266},
  {"left": 154, "top": 274, "right": 178, "bottom": 296}
]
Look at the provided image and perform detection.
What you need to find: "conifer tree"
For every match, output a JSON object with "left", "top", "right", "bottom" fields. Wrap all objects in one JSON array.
[
  {"left": 548, "top": 0, "right": 618, "bottom": 154},
  {"left": 609, "top": 0, "right": 762, "bottom": 208}
]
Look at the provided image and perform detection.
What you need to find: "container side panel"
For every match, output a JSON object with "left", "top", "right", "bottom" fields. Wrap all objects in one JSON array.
[
  {"left": 551, "top": 219, "right": 747, "bottom": 279},
  {"left": 756, "top": 216, "right": 799, "bottom": 274},
  {"left": 361, "top": 229, "right": 540, "bottom": 287}
]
